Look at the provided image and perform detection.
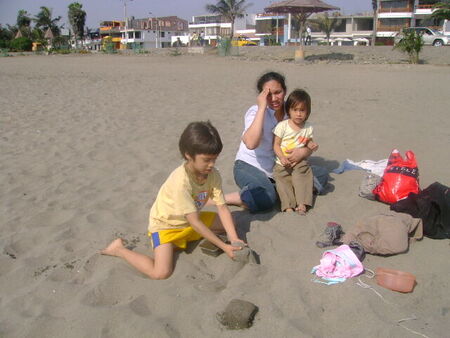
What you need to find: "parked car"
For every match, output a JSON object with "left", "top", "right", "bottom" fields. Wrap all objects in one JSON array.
[
  {"left": 394, "top": 27, "right": 449, "bottom": 47},
  {"left": 231, "top": 36, "right": 257, "bottom": 47}
]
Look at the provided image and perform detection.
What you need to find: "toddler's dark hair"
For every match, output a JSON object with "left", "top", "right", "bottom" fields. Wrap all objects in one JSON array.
[
  {"left": 285, "top": 89, "right": 311, "bottom": 119},
  {"left": 256, "top": 71, "right": 287, "bottom": 93},
  {"left": 179, "top": 121, "right": 223, "bottom": 159}
]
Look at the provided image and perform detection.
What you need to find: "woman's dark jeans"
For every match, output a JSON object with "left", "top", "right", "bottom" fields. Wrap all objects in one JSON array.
[{"left": 233, "top": 160, "right": 278, "bottom": 212}]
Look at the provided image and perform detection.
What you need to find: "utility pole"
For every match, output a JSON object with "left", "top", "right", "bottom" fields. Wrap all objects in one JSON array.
[
  {"left": 149, "top": 12, "right": 159, "bottom": 48},
  {"left": 122, "top": 0, "right": 134, "bottom": 49}
]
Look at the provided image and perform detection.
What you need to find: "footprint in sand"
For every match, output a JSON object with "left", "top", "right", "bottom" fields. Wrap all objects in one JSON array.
[
  {"left": 129, "top": 296, "right": 151, "bottom": 317},
  {"left": 30, "top": 209, "right": 77, "bottom": 228}
]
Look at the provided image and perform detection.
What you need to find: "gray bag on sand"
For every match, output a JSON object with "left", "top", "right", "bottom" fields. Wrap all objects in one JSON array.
[
  {"left": 311, "top": 165, "right": 329, "bottom": 195},
  {"left": 359, "top": 173, "right": 381, "bottom": 200}
]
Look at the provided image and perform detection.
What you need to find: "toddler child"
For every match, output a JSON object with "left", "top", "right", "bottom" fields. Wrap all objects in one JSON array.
[
  {"left": 102, "top": 121, "right": 244, "bottom": 279},
  {"left": 272, "top": 89, "right": 318, "bottom": 214}
]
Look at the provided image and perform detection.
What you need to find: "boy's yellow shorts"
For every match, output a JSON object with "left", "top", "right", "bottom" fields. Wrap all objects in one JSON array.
[{"left": 149, "top": 211, "right": 216, "bottom": 250}]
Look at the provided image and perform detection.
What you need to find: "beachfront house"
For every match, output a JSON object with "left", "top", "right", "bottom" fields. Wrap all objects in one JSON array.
[
  {"left": 99, "top": 20, "right": 124, "bottom": 50},
  {"left": 255, "top": 12, "right": 373, "bottom": 46},
  {"left": 377, "top": 0, "right": 449, "bottom": 43},
  {"left": 188, "top": 14, "right": 256, "bottom": 46},
  {"left": 122, "top": 16, "right": 188, "bottom": 49},
  {"left": 255, "top": 1, "right": 448, "bottom": 46}
]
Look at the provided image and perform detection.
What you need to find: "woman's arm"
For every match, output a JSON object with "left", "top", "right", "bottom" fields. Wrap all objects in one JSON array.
[
  {"left": 242, "top": 88, "right": 270, "bottom": 150},
  {"left": 285, "top": 147, "right": 312, "bottom": 167}
]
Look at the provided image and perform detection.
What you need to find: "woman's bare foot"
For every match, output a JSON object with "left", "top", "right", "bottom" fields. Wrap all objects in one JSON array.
[
  {"left": 296, "top": 205, "right": 307, "bottom": 215},
  {"left": 284, "top": 208, "right": 294, "bottom": 212},
  {"left": 101, "top": 238, "right": 125, "bottom": 257},
  {"left": 224, "top": 192, "right": 248, "bottom": 208}
]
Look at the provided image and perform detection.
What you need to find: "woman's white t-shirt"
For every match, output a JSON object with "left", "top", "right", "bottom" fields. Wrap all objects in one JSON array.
[{"left": 235, "top": 105, "right": 282, "bottom": 178}]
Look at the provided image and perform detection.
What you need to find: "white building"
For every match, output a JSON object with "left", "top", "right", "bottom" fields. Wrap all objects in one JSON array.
[
  {"left": 188, "top": 14, "right": 256, "bottom": 46},
  {"left": 121, "top": 16, "right": 188, "bottom": 49}
]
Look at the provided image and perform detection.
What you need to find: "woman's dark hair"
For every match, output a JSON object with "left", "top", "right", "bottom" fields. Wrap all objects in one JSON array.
[
  {"left": 285, "top": 89, "right": 312, "bottom": 119},
  {"left": 256, "top": 71, "right": 287, "bottom": 93},
  {"left": 179, "top": 121, "right": 223, "bottom": 159}
]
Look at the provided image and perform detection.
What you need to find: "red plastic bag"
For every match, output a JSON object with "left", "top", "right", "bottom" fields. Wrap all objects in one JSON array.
[{"left": 373, "top": 149, "right": 420, "bottom": 204}]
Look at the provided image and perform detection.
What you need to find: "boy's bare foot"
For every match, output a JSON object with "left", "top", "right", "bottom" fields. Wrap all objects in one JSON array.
[
  {"left": 296, "top": 205, "right": 307, "bottom": 215},
  {"left": 284, "top": 208, "right": 294, "bottom": 212},
  {"left": 101, "top": 238, "right": 125, "bottom": 257}
]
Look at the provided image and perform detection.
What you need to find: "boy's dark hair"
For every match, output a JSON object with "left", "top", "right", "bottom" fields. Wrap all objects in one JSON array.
[
  {"left": 285, "top": 89, "right": 312, "bottom": 119},
  {"left": 179, "top": 121, "right": 223, "bottom": 159},
  {"left": 256, "top": 71, "right": 287, "bottom": 93}
]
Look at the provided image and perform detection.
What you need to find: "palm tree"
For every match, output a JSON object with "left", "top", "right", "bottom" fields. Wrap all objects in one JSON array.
[
  {"left": 68, "top": 2, "right": 86, "bottom": 48},
  {"left": 310, "top": 12, "right": 340, "bottom": 45},
  {"left": 205, "top": 0, "right": 251, "bottom": 40},
  {"left": 371, "top": 0, "right": 378, "bottom": 46},
  {"left": 15, "top": 10, "right": 32, "bottom": 38},
  {"left": 17, "top": 10, "right": 32, "bottom": 29},
  {"left": 34, "top": 6, "right": 62, "bottom": 36}
]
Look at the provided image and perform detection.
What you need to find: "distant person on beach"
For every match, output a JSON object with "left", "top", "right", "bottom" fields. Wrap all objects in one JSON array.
[
  {"left": 305, "top": 25, "right": 312, "bottom": 45},
  {"left": 225, "top": 72, "right": 312, "bottom": 212},
  {"left": 190, "top": 32, "right": 199, "bottom": 46},
  {"left": 102, "top": 121, "right": 245, "bottom": 280},
  {"left": 273, "top": 89, "right": 318, "bottom": 214}
]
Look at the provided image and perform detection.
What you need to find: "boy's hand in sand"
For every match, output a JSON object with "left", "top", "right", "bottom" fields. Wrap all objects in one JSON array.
[
  {"left": 257, "top": 87, "right": 270, "bottom": 110},
  {"left": 222, "top": 243, "right": 243, "bottom": 259}
]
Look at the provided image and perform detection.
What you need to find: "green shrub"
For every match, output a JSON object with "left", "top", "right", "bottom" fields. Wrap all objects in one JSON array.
[
  {"left": 394, "top": 30, "right": 424, "bottom": 64},
  {"left": 0, "top": 39, "right": 11, "bottom": 50},
  {"left": 218, "top": 37, "right": 231, "bottom": 56},
  {"left": 10, "top": 37, "right": 33, "bottom": 51}
]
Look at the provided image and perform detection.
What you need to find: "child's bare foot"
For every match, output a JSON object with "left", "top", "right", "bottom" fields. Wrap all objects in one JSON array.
[
  {"left": 284, "top": 208, "right": 294, "bottom": 212},
  {"left": 101, "top": 238, "right": 125, "bottom": 257},
  {"left": 296, "top": 205, "right": 307, "bottom": 215}
]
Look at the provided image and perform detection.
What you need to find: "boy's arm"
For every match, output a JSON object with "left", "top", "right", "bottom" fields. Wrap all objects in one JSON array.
[
  {"left": 273, "top": 135, "right": 290, "bottom": 167},
  {"left": 215, "top": 203, "right": 243, "bottom": 244},
  {"left": 185, "top": 212, "right": 240, "bottom": 259}
]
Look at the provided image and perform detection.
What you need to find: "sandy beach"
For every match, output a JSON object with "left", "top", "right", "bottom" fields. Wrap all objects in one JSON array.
[{"left": 1, "top": 50, "right": 449, "bottom": 337}]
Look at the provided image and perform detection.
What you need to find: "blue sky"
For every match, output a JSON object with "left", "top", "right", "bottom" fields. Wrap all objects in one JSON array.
[{"left": 0, "top": 0, "right": 371, "bottom": 28}]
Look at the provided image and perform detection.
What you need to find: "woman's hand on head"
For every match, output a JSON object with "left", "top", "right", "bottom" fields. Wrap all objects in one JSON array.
[{"left": 257, "top": 87, "right": 270, "bottom": 110}]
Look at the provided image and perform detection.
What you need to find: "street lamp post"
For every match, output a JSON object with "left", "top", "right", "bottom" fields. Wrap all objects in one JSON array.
[{"left": 149, "top": 12, "right": 160, "bottom": 48}]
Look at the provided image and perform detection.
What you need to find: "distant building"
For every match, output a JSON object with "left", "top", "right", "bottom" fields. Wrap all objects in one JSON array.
[
  {"left": 188, "top": 14, "right": 256, "bottom": 46},
  {"left": 256, "top": 13, "right": 373, "bottom": 46},
  {"left": 99, "top": 20, "right": 123, "bottom": 49},
  {"left": 123, "top": 16, "right": 188, "bottom": 49},
  {"left": 256, "top": 1, "right": 448, "bottom": 46},
  {"left": 377, "top": 0, "right": 448, "bottom": 39}
]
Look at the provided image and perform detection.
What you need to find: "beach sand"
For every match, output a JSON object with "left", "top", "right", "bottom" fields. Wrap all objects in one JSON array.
[{"left": 1, "top": 51, "right": 449, "bottom": 337}]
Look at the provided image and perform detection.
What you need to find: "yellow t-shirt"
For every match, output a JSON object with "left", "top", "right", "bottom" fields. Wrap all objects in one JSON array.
[
  {"left": 148, "top": 164, "right": 226, "bottom": 232},
  {"left": 273, "top": 120, "right": 314, "bottom": 166}
]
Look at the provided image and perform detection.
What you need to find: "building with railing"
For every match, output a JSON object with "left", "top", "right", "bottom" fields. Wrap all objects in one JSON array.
[
  {"left": 122, "top": 16, "right": 188, "bottom": 49},
  {"left": 377, "top": 0, "right": 447, "bottom": 39},
  {"left": 188, "top": 14, "right": 256, "bottom": 46},
  {"left": 256, "top": 13, "right": 374, "bottom": 46},
  {"left": 99, "top": 21, "right": 123, "bottom": 49}
]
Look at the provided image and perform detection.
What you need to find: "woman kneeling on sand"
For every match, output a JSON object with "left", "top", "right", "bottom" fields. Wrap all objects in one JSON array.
[{"left": 225, "top": 72, "right": 313, "bottom": 212}]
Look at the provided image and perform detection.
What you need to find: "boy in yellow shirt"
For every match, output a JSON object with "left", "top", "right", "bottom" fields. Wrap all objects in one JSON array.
[{"left": 101, "top": 121, "right": 244, "bottom": 279}]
